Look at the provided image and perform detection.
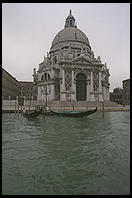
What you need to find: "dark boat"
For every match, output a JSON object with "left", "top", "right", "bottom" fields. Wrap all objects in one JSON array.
[
  {"left": 50, "top": 107, "right": 97, "bottom": 117},
  {"left": 23, "top": 109, "right": 41, "bottom": 117}
]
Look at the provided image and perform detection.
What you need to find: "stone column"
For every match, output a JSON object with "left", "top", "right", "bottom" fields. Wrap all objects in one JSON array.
[
  {"left": 60, "top": 68, "right": 66, "bottom": 101},
  {"left": 90, "top": 71, "right": 95, "bottom": 101},
  {"left": 98, "top": 71, "right": 103, "bottom": 101},
  {"left": 103, "top": 86, "right": 106, "bottom": 101},
  {"left": 106, "top": 87, "right": 110, "bottom": 101},
  {"left": 71, "top": 69, "right": 75, "bottom": 101},
  {"left": 108, "top": 89, "right": 110, "bottom": 100},
  {"left": 102, "top": 86, "right": 104, "bottom": 101},
  {"left": 71, "top": 69, "right": 74, "bottom": 90},
  {"left": 86, "top": 81, "right": 91, "bottom": 101},
  {"left": 90, "top": 71, "right": 93, "bottom": 92},
  {"left": 99, "top": 72, "right": 102, "bottom": 92},
  {"left": 105, "top": 87, "right": 107, "bottom": 101},
  {"left": 50, "top": 84, "right": 55, "bottom": 100},
  {"left": 106, "top": 87, "right": 108, "bottom": 101},
  {"left": 62, "top": 68, "right": 65, "bottom": 91}
]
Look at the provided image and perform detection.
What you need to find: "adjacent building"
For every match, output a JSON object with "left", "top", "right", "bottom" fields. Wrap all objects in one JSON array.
[
  {"left": 2, "top": 68, "right": 34, "bottom": 105},
  {"left": 19, "top": 81, "right": 33, "bottom": 99},
  {"left": 2, "top": 68, "right": 19, "bottom": 100},
  {"left": 122, "top": 79, "right": 130, "bottom": 105},
  {"left": 33, "top": 10, "right": 110, "bottom": 105},
  {"left": 18, "top": 81, "right": 34, "bottom": 105}
]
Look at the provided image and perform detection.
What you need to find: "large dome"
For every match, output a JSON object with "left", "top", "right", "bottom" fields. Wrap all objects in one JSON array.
[
  {"left": 51, "top": 10, "right": 90, "bottom": 49},
  {"left": 51, "top": 27, "right": 90, "bottom": 48}
]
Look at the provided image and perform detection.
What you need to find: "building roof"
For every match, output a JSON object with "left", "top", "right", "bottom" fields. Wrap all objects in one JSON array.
[
  {"left": 2, "top": 67, "right": 17, "bottom": 81},
  {"left": 18, "top": 81, "right": 33, "bottom": 84},
  {"left": 122, "top": 78, "right": 130, "bottom": 82}
]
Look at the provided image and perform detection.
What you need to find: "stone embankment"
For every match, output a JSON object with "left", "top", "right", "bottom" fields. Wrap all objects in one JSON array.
[{"left": 2, "top": 101, "right": 130, "bottom": 113}]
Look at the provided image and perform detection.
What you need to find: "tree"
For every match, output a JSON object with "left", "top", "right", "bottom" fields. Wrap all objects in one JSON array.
[
  {"left": 113, "top": 87, "right": 123, "bottom": 94},
  {"left": 111, "top": 87, "right": 123, "bottom": 104}
]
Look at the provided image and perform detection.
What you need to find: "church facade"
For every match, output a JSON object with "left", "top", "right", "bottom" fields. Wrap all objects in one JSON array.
[{"left": 33, "top": 10, "right": 110, "bottom": 105}]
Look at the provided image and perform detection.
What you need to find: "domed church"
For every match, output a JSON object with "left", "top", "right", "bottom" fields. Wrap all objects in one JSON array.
[{"left": 33, "top": 10, "right": 110, "bottom": 104}]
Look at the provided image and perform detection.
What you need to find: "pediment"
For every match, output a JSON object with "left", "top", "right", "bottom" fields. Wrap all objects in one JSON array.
[
  {"left": 72, "top": 55, "right": 92, "bottom": 64},
  {"left": 39, "top": 65, "right": 51, "bottom": 73}
]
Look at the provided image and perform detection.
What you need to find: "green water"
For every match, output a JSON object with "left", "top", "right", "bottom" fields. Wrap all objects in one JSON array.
[{"left": 2, "top": 111, "right": 130, "bottom": 195}]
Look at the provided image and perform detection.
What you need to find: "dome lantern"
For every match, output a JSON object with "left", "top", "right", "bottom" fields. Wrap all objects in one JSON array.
[{"left": 64, "top": 9, "right": 76, "bottom": 28}]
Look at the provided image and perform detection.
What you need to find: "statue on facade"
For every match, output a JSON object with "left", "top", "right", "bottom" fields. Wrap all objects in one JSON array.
[
  {"left": 33, "top": 68, "right": 36, "bottom": 74},
  {"left": 47, "top": 52, "right": 49, "bottom": 58},
  {"left": 97, "top": 56, "right": 101, "bottom": 63},
  {"left": 65, "top": 68, "right": 72, "bottom": 91},
  {"left": 91, "top": 51, "right": 94, "bottom": 58},
  {"left": 94, "top": 82, "right": 98, "bottom": 92}
]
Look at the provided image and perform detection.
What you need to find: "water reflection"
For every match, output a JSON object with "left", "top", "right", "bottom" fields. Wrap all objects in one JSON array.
[{"left": 2, "top": 112, "right": 130, "bottom": 195}]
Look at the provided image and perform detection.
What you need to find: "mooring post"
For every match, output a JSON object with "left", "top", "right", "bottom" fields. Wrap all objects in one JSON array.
[
  {"left": 43, "top": 105, "right": 45, "bottom": 120},
  {"left": 102, "top": 101, "right": 104, "bottom": 119},
  {"left": 87, "top": 102, "right": 88, "bottom": 110},
  {"left": 21, "top": 105, "right": 22, "bottom": 115},
  {"left": 17, "top": 104, "right": 19, "bottom": 119},
  {"left": 72, "top": 103, "right": 74, "bottom": 111},
  {"left": 64, "top": 101, "right": 65, "bottom": 112},
  {"left": 15, "top": 100, "right": 16, "bottom": 115}
]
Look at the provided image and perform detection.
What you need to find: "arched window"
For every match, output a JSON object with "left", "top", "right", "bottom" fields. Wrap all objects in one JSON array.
[
  {"left": 44, "top": 73, "right": 47, "bottom": 80},
  {"left": 55, "top": 56, "right": 57, "bottom": 63},
  {"left": 47, "top": 73, "right": 50, "bottom": 80},
  {"left": 41, "top": 75, "right": 44, "bottom": 81},
  {"left": 41, "top": 73, "right": 50, "bottom": 81},
  {"left": 75, "top": 33, "right": 77, "bottom": 40},
  {"left": 44, "top": 73, "right": 50, "bottom": 80}
]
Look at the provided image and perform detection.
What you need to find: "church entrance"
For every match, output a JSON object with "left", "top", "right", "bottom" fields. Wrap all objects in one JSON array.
[{"left": 76, "top": 73, "right": 87, "bottom": 101}]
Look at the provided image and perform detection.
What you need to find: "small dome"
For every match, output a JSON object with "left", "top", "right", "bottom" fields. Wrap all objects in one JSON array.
[{"left": 51, "top": 27, "right": 90, "bottom": 48}]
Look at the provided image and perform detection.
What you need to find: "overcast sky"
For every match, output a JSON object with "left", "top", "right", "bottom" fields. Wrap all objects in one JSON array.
[{"left": 2, "top": 3, "right": 130, "bottom": 92}]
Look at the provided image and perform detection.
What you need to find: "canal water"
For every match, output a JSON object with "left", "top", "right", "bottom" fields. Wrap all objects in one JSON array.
[{"left": 2, "top": 111, "right": 130, "bottom": 195}]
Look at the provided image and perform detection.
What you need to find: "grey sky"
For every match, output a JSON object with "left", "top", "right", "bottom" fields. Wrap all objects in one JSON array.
[{"left": 2, "top": 3, "right": 130, "bottom": 92}]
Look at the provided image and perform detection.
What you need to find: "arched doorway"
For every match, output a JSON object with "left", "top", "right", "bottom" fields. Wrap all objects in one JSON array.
[{"left": 76, "top": 73, "right": 87, "bottom": 101}]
